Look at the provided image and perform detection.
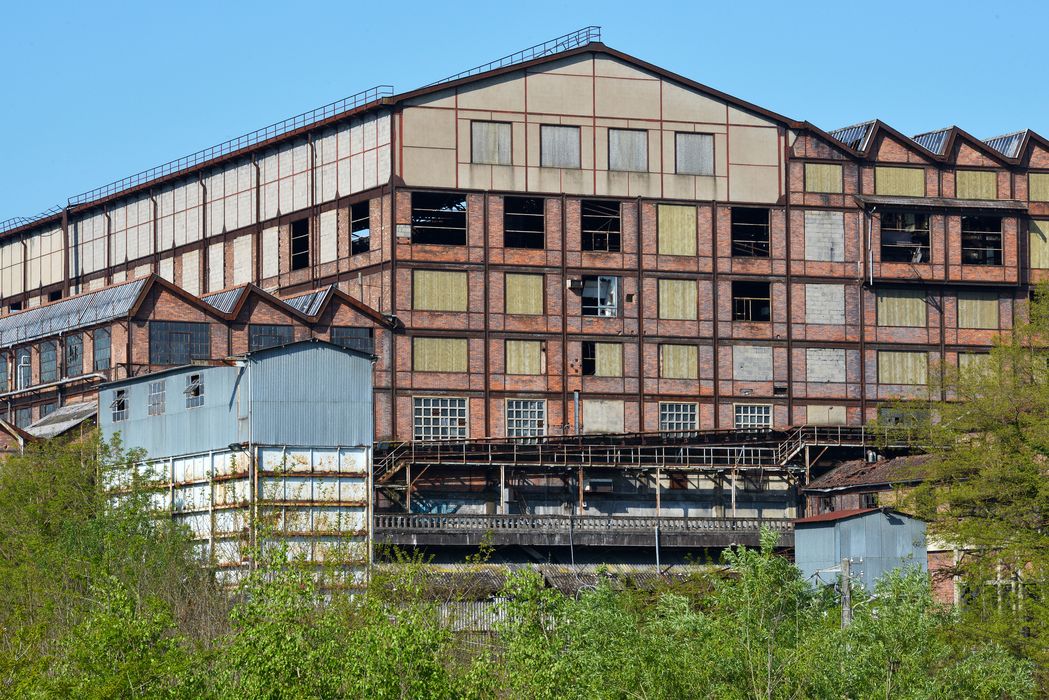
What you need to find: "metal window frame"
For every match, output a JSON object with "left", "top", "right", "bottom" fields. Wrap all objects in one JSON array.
[
  {"left": 185, "top": 373, "right": 205, "bottom": 409},
  {"left": 539, "top": 124, "right": 582, "bottom": 169},
  {"left": 607, "top": 127, "right": 649, "bottom": 173},
  {"left": 731, "top": 281, "right": 772, "bottom": 322},
  {"left": 39, "top": 341, "right": 58, "bottom": 384},
  {"left": 147, "top": 380, "right": 166, "bottom": 416},
  {"left": 290, "top": 217, "right": 311, "bottom": 270},
  {"left": 469, "top": 120, "right": 513, "bottom": 166},
  {"left": 412, "top": 395, "right": 469, "bottom": 441},
  {"left": 65, "top": 333, "right": 84, "bottom": 377},
  {"left": 960, "top": 215, "right": 1003, "bottom": 266},
  {"left": 658, "top": 401, "right": 699, "bottom": 432},
  {"left": 111, "top": 389, "right": 128, "bottom": 422},
  {"left": 503, "top": 196, "right": 546, "bottom": 249},
  {"left": 350, "top": 200, "right": 371, "bottom": 255},
  {"left": 248, "top": 323, "right": 295, "bottom": 352},
  {"left": 730, "top": 207, "right": 771, "bottom": 258},
  {"left": 149, "top": 321, "right": 210, "bottom": 366},
  {"left": 880, "top": 211, "right": 931, "bottom": 263},
  {"left": 330, "top": 326, "right": 374, "bottom": 354},
  {"left": 410, "top": 192, "right": 468, "bottom": 245},
  {"left": 580, "top": 199, "right": 622, "bottom": 252},
  {"left": 93, "top": 328, "right": 112, "bottom": 371},
  {"left": 581, "top": 275, "right": 619, "bottom": 317},
  {"left": 505, "top": 398, "right": 546, "bottom": 438},
  {"left": 733, "top": 403, "right": 772, "bottom": 429}
]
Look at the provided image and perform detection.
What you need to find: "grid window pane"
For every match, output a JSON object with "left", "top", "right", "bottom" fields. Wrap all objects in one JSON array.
[
  {"left": 39, "top": 342, "right": 57, "bottom": 383},
  {"left": 111, "top": 389, "right": 128, "bottom": 422},
  {"left": 581, "top": 275, "right": 619, "bottom": 317},
  {"left": 93, "top": 329, "right": 111, "bottom": 371},
  {"left": 65, "top": 334, "right": 84, "bottom": 377},
  {"left": 15, "top": 407, "right": 32, "bottom": 428},
  {"left": 248, "top": 324, "right": 294, "bottom": 352},
  {"left": 149, "top": 322, "right": 210, "bottom": 365},
  {"left": 148, "top": 380, "right": 166, "bottom": 416},
  {"left": 659, "top": 403, "right": 698, "bottom": 432},
  {"left": 0, "top": 354, "right": 7, "bottom": 391},
  {"left": 734, "top": 404, "right": 772, "bottom": 429},
  {"left": 331, "top": 327, "right": 374, "bottom": 354},
  {"left": 185, "top": 374, "right": 204, "bottom": 409},
  {"left": 413, "top": 397, "right": 468, "bottom": 441},
  {"left": 506, "top": 399, "right": 546, "bottom": 438},
  {"left": 15, "top": 349, "right": 31, "bottom": 389}
]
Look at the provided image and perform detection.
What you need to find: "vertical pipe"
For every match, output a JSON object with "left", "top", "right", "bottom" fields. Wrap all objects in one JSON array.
[{"left": 573, "top": 389, "right": 580, "bottom": 435}]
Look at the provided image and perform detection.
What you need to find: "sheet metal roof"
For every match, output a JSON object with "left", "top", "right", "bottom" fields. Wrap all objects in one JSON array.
[
  {"left": 201, "top": 287, "right": 246, "bottom": 314},
  {"left": 281, "top": 287, "right": 331, "bottom": 317},
  {"left": 912, "top": 127, "right": 953, "bottom": 155},
  {"left": 854, "top": 194, "right": 1027, "bottom": 211},
  {"left": 0, "top": 278, "right": 146, "bottom": 348},
  {"left": 828, "top": 121, "right": 876, "bottom": 151},
  {"left": 985, "top": 130, "right": 1028, "bottom": 159},
  {"left": 804, "top": 454, "right": 931, "bottom": 492},
  {"left": 794, "top": 507, "right": 878, "bottom": 524},
  {"left": 25, "top": 401, "right": 97, "bottom": 439}
]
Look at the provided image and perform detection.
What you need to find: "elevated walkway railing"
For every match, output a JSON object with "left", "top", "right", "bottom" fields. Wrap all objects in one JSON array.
[{"left": 374, "top": 513, "right": 794, "bottom": 535}]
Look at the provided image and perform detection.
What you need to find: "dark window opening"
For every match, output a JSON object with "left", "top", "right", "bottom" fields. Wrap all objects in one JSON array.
[
  {"left": 331, "top": 327, "right": 374, "bottom": 354},
  {"left": 731, "top": 208, "right": 770, "bottom": 257},
  {"left": 111, "top": 390, "right": 128, "bottom": 422},
  {"left": 149, "top": 321, "right": 210, "bottom": 365},
  {"left": 877, "top": 406, "right": 929, "bottom": 427},
  {"left": 248, "top": 324, "right": 294, "bottom": 352},
  {"left": 39, "top": 342, "right": 57, "bottom": 383},
  {"left": 881, "top": 212, "right": 930, "bottom": 263},
  {"left": 859, "top": 492, "right": 878, "bottom": 509},
  {"left": 669, "top": 472, "right": 689, "bottom": 490},
  {"left": 581, "top": 341, "right": 597, "bottom": 376},
  {"left": 93, "top": 329, "right": 111, "bottom": 371},
  {"left": 411, "top": 192, "right": 467, "bottom": 245},
  {"left": 503, "top": 197, "right": 545, "bottom": 249},
  {"left": 581, "top": 200, "right": 621, "bottom": 252},
  {"left": 65, "top": 334, "right": 83, "bottom": 377},
  {"left": 350, "top": 201, "right": 371, "bottom": 255},
  {"left": 961, "top": 216, "right": 1002, "bottom": 265},
  {"left": 290, "top": 218, "right": 310, "bottom": 270},
  {"left": 47, "top": 290, "right": 62, "bottom": 302},
  {"left": 9, "top": 302, "right": 22, "bottom": 313},
  {"left": 185, "top": 374, "right": 204, "bottom": 409},
  {"left": 819, "top": 496, "right": 835, "bottom": 514},
  {"left": 581, "top": 275, "right": 619, "bottom": 317},
  {"left": 732, "top": 281, "right": 771, "bottom": 322}
]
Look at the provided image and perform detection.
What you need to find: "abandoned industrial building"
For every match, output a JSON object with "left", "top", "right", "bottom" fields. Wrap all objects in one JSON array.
[{"left": 1, "top": 27, "right": 1043, "bottom": 566}]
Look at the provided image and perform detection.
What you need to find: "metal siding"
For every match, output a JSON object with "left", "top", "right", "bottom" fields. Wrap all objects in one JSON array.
[
  {"left": 608, "top": 129, "right": 647, "bottom": 172},
  {"left": 540, "top": 125, "right": 580, "bottom": 169}
]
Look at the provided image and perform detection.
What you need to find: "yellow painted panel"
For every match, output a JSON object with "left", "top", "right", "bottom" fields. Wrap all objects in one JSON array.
[
  {"left": 1031, "top": 220, "right": 1049, "bottom": 269},
  {"left": 877, "top": 351, "right": 927, "bottom": 385},
  {"left": 1030, "top": 173, "right": 1049, "bottom": 202},
  {"left": 958, "top": 353, "right": 991, "bottom": 372},
  {"left": 957, "top": 292, "right": 998, "bottom": 329},
  {"left": 505, "top": 273, "right": 544, "bottom": 315},
  {"left": 413, "top": 270, "right": 467, "bottom": 311},
  {"left": 876, "top": 290, "right": 926, "bottom": 327},
  {"left": 657, "top": 204, "right": 697, "bottom": 256},
  {"left": 804, "top": 163, "right": 843, "bottom": 194},
  {"left": 955, "top": 170, "right": 997, "bottom": 200},
  {"left": 658, "top": 279, "right": 697, "bottom": 320},
  {"left": 660, "top": 344, "right": 698, "bottom": 379},
  {"left": 595, "top": 342, "right": 623, "bottom": 377},
  {"left": 412, "top": 337, "right": 468, "bottom": 373},
  {"left": 505, "top": 340, "right": 542, "bottom": 375},
  {"left": 874, "top": 167, "right": 925, "bottom": 197}
]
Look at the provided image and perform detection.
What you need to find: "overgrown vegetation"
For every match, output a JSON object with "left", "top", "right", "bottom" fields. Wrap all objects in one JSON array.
[{"left": 0, "top": 434, "right": 1037, "bottom": 698}]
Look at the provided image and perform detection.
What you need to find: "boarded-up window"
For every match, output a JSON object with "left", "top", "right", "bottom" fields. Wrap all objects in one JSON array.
[
  {"left": 412, "top": 337, "right": 468, "bottom": 373},
  {"left": 505, "top": 340, "right": 543, "bottom": 375},
  {"left": 540, "top": 125, "right": 580, "bottom": 169},
  {"left": 658, "top": 279, "right": 697, "bottom": 320},
  {"left": 804, "top": 211, "right": 845, "bottom": 261},
  {"left": 608, "top": 129, "right": 648, "bottom": 172},
  {"left": 876, "top": 289, "right": 926, "bottom": 327},
  {"left": 808, "top": 405, "right": 846, "bottom": 425},
  {"left": 805, "top": 284, "right": 845, "bottom": 325},
  {"left": 582, "top": 399, "right": 625, "bottom": 434},
  {"left": 1031, "top": 220, "right": 1049, "bottom": 269},
  {"left": 875, "top": 167, "right": 925, "bottom": 197},
  {"left": 956, "top": 170, "right": 997, "bottom": 199},
  {"left": 675, "top": 133, "right": 714, "bottom": 176},
  {"left": 413, "top": 270, "right": 468, "bottom": 312},
  {"left": 733, "top": 345, "right": 773, "bottom": 381},
  {"left": 505, "top": 273, "right": 544, "bottom": 315},
  {"left": 959, "top": 352, "right": 991, "bottom": 372},
  {"left": 878, "top": 351, "right": 927, "bottom": 385},
  {"left": 657, "top": 205, "right": 697, "bottom": 256},
  {"left": 582, "top": 341, "right": 622, "bottom": 377},
  {"left": 471, "top": 121, "right": 511, "bottom": 165},
  {"left": 958, "top": 291, "right": 999, "bottom": 329},
  {"left": 804, "top": 163, "right": 843, "bottom": 194},
  {"left": 660, "top": 344, "right": 698, "bottom": 379},
  {"left": 1030, "top": 173, "right": 1049, "bottom": 202},
  {"left": 806, "top": 348, "right": 846, "bottom": 383}
]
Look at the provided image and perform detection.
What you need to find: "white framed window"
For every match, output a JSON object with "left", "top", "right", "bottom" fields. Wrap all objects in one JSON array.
[
  {"left": 659, "top": 402, "right": 698, "bottom": 432},
  {"left": 734, "top": 403, "right": 771, "bottom": 429},
  {"left": 185, "top": 374, "right": 204, "bottom": 409},
  {"left": 147, "top": 380, "right": 165, "bottom": 416},
  {"left": 506, "top": 399, "right": 546, "bottom": 438},
  {"left": 581, "top": 275, "right": 619, "bottom": 317},
  {"left": 413, "top": 396, "right": 468, "bottom": 441},
  {"left": 111, "top": 389, "right": 128, "bottom": 423}
]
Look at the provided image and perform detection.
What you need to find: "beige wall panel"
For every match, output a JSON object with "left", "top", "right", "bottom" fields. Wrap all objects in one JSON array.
[
  {"left": 594, "top": 54, "right": 655, "bottom": 79},
  {"left": 808, "top": 405, "right": 846, "bottom": 425},
  {"left": 594, "top": 76, "right": 660, "bottom": 120},
  {"left": 402, "top": 108, "right": 457, "bottom": 149},
  {"left": 158, "top": 256, "right": 174, "bottom": 282},
  {"left": 728, "top": 165, "right": 779, "bottom": 202},
  {"left": 208, "top": 241, "right": 225, "bottom": 291},
  {"left": 0, "top": 239, "right": 24, "bottom": 297},
  {"left": 260, "top": 151, "right": 280, "bottom": 221},
  {"left": 526, "top": 73, "right": 594, "bottom": 116},
  {"left": 181, "top": 249, "right": 200, "bottom": 296},
  {"left": 232, "top": 236, "right": 252, "bottom": 286},
  {"left": 457, "top": 75, "right": 526, "bottom": 112},
  {"left": 490, "top": 164, "right": 527, "bottom": 192},
  {"left": 377, "top": 143, "right": 392, "bottom": 184},
  {"left": 582, "top": 399, "right": 625, "bottom": 434},
  {"left": 1031, "top": 220, "right": 1049, "bottom": 269},
  {"left": 660, "top": 81, "right": 728, "bottom": 123},
  {"left": 319, "top": 209, "right": 338, "bottom": 263},
  {"left": 728, "top": 126, "right": 779, "bottom": 166},
  {"left": 364, "top": 150, "right": 379, "bottom": 190},
  {"left": 728, "top": 105, "right": 775, "bottom": 127},
  {"left": 261, "top": 226, "right": 279, "bottom": 279},
  {"left": 404, "top": 90, "right": 456, "bottom": 109},
  {"left": 402, "top": 147, "right": 456, "bottom": 187}
]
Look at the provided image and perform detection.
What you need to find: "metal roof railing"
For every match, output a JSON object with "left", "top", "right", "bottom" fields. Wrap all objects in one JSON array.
[
  {"left": 423, "top": 26, "right": 602, "bottom": 88},
  {"left": 0, "top": 206, "right": 63, "bottom": 235},
  {"left": 67, "top": 84, "right": 395, "bottom": 207}
]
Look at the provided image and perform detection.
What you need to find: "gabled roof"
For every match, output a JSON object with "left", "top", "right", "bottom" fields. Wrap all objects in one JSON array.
[
  {"left": 828, "top": 121, "right": 876, "bottom": 151},
  {"left": 912, "top": 127, "right": 954, "bottom": 155},
  {"left": 794, "top": 507, "right": 877, "bottom": 524},
  {"left": 282, "top": 286, "right": 332, "bottom": 317},
  {"left": 280, "top": 285, "right": 399, "bottom": 329},
  {"left": 25, "top": 401, "right": 97, "bottom": 439},
  {"left": 984, "top": 130, "right": 1029, "bottom": 159},
  {"left": 201, "top": 287, "right": 245, "bottom": 314}
]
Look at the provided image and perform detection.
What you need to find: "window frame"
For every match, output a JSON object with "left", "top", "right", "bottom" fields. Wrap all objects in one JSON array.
[
  {"left": 730, "top": 207, "right": 771, "bottom": 258},
  {"left": 248, "top": 324, "right": 295, "bottom": 352},
  {"left": 412, "top": 396, "right": 468, "bottom": 441},
  {"left": 880, "top": 211, "right": 931, "bottom": 263},
  {"left": 674, "top": 132, "right": 715, "bottom": 176},
  {"left": 290, "top": 217, "right": 310, "bottom": 271},
  {"left": 111, "top": 389, "right": 128, "bottom": 423},
  {"left": 330, "top": 327, "right": 374, "bottom": 354},
  {"left": 185, "top": 374, "right": 204, "bottom": 409},
  {"left": 960, "top": 215, "right": 1003, "bottom": 266},
  {"left": 147, "top": 380, "right": 166, "bottom": 416},
  {"left": 731, "top": 281, "right": 772, "bottom": 322},
  {"left": 65, "top": 333, "right": 84, "bottom": 377},
  {"left": 93, "top": 328, "right": 111, "bottom": 371},
  {"left": 580, "top": 199, "right": 622, "bottom": 252},
  {"left": 505, "top": 398, "right": 546, "bottom": 438},
  {"left": 39, "top": 341, "right": 57, "bottom": 384},
  {"left": 470, "top": 120, "right": 512, "bottom": 166},
  {"left": 607, "top": 128, "right": 648, "bottom": 173},
  {"left": 659, "top": 402, "right": 698, "bottom": 432},
  {"left": 539, "top": 124, "right": 581, "bottom": 169},
  {"left": 733, "top": 403, "right": 772, "bottom": 430},
  {"left": 410, "top": 192, "right": 468, "bottom": 246},
  {"left": 149, "top": 321, "right": 210, "bottom": 366},
  {"left": 581, "top": 275, "right": 620, "bottom": 317},
  {"left": 350, "top": 200, "right": 371, "bottom": 255},
  {"left": 503, "top": 196, "right": 546, "bottom": 249}
]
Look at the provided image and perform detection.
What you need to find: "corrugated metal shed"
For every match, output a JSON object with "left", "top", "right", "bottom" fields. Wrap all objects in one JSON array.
[
  {"left": 912, "top": 127, "right": 952, "bottom": 155},
  {"left": 0, "top": 278, "right": 146, "bottom": 348},
  {"left": 828, "top": 121, "right": 876, "bottom": 151},
  {"left": 282, "top": 287, "right": 332, "bottom": 317},
  {"left": 201, "top": 287, "right": 246, "bottom": 314},
  {"left": 984, "top": 130, "right": 1028, "bottom": 159},
  {"left": 25, "top": 401, "right": 97, "bottom": 439}
]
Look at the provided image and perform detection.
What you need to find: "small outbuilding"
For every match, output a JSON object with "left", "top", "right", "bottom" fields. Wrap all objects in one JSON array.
[{"left": 794, "top": 507, "right": 927, "bottom": 591}]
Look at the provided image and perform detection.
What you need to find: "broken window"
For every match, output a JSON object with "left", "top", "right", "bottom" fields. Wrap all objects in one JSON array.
[
  {"left": 819, "top": 496, "right": 835, "bottom": 514},
  {"left": 8, "top": 301, "right": 22, "bottom": 313},
  {"left": 581, "top": 200, "right": 621, "bottom": 252},
  {"left": 961, "top": 216, "right": 1002, "bottom": 265},
  {"left": 503, "top": 197, "right": 545, "bottom": 249},
  {"left": 413, "top": 396, "right": 467, "bottom": 441},
  {"left": 540, "top": 125, "right": 580, "bottom": 169},
  {"left": 581, "top": 341, "right": 622, "bottom": 377},
  {"left": 350, "top": 201, "right": 370, "bottom": 255},
  {"left": 148, "top": 380, "right": 165, "bottom": 416},
  {"left": 290, "top": 218, "right": 310, "bottom": 271},
  {"left": 39, "top": 342, "right": 57, "bottom": 383},
  {"left": 506, "top": 399, "right": 545, "bottom": 438},
  {"left": 93, "top": 329, "right": 111, "bottom": 371},
  {"left": 731, "top": 208, "right": 770, "bottom": 257},
  {"left": 47, "top": 290, "right": 62, "bottom": 302},
  {"left": 111, "top": 389, "right": 128, "bottom": 422},
  {"left": 185, "top": 374, "right": 204, "bottom": 409},
  {"left": 859, "top": 492, "right": 878, "bottom": 509},
  {"left": 675, "top": 132, "right": 714, "bottom": 176},
  {"left": 411, "top": 192, "right": 467, "bottom": 245},
  {"left": 248, "top": 324, "right": 294, "bottom": 351},
  {"left": 608, "top": 128, "right": 648, "bottom": 172},
  {"left": 65, "top": 333, "right": 83, "bottom": 377},
  {"left": 659, "top": 402, "right": 698, "bottom": 432},
  {"left": 471, "top": 121, "right": 511, "bottom": 165},
  {"left": 734, "top": 404, "right": 771, "bottom": 429},
  {"left": 330, "top": 327, "right": 373, "bottom": 354},
  {"left": 581, "top": 275, "right": 619, "bottom": 317},
  {"left": 149, "top": 321, "right": 210, "bottom": 366},
  {"left": 15, "top": 348, "right": 30, "bottom": 389},
  {"left": 732, "top": 281, "right": 771, "bottom": 322},
  {"left": 880, "top": 212, "right": 930, "bottom": 263}
]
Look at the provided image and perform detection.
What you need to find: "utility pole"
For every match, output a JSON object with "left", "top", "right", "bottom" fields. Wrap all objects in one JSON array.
[{"left": 841, "top": 557, "right": 853, "bottom": 628}]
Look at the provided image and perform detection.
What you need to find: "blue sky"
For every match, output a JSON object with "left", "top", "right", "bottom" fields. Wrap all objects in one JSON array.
[{"left": 1, "top": 0, "right": 1042, "bottom": 218}]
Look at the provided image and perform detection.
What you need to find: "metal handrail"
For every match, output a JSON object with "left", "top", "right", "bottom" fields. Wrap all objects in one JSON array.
[
  {"left": 374, "top": 513, "right": 793, "bottom": 534},
  {"left": 0, "top": 206, "right": 63, "bottom": 235}
]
